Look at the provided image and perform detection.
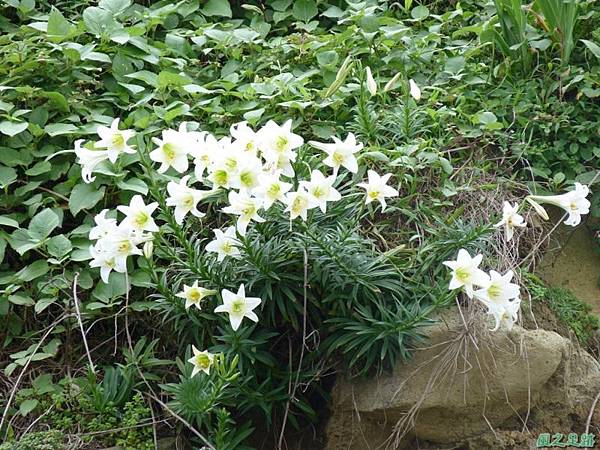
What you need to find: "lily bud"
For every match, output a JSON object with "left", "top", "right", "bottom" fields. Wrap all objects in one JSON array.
[
  {"left": 143, "top": 240, "right": 154, "bottom": 259},
  {"left": 384, "top": 72, "right": 402, "bottom": 92},
  {"left": 324, "top": 55, "right": 353, "bottom": 98},
  {"left": 409, "top": 79, "right": 421, "bottom": 101},
  {"left": 365, "top": 66, "right": 377, "bottom": 96},
  {"left": 525, "top": 197, "right": 549, "bottom": 221}
]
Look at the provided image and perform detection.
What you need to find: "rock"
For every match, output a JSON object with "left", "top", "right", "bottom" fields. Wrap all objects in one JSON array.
[{"left": 325, "top": 308, "right": 600, "bottom": 449}]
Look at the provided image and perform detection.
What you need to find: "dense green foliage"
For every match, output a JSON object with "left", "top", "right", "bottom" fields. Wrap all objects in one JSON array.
[{"left": 1, "top": 0, "right": 599, "bottom": 447}]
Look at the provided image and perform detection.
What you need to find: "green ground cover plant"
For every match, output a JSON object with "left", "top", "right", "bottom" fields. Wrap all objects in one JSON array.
[{"left": 0, "top": 0, "right": 599, "bottom": 448}]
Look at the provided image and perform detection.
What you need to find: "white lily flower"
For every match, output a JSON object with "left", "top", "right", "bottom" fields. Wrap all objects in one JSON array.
[
  {"left": 474, "top": 270, "right": 520, "bottom": 305},
  {"left": 117, "top": 195, "right": 159, "bottom": 233},
  {"left": 253, "top": 171, "right": 292, "bottom": 210},
  {"left": 485, "top": 297, "right": 521, "bottom": 332},
  {"left": 166, "top": 175, "right": 212, "bottom": 224},
  {"left": 89, "top": 244, "right": 117, "bottom": 283},
  {"left": 284, "top": 189, "right": 317, "bottom": 221},
  {"left": 222, "top": 191, "right": 265, "bottom": 236},
  {"left": 229, "top": 154, "right": 263, "bottom": 191},
  {"left": 74, "top": 139, "right": 110, "bottom": 184},
  {"left": 188, "top": 345, "right": 215, "bottom": 376},
  {"left": 206, "top": 226, "right": 241, "bottom": 262},
  {"left": 101, "top": 224, "right": 144, "bottom": 273},
  {"left": 190, "top": 133, "right": 219, "bottom": 180},
  {"left": 357, "top": 170, "right": 399, "bottom": 212},
  {"left": 494, "top": 202, "right": 526, "bottom": 241},
  {"left": 408, "top": 79, "right": 421, "bottom": 101},
  {"left": 527, "top": 183, "right": 590, "bottom": 226},
  {"left": 176, "top": 280, "right": 217, "bottom": 310},
  {"left": 96, "top": 118, "right": 136, "bottom": 163},
  {"left": 300, "top": 170, "right": 341, "bottom": 213},
  {"left": 214, "top": 284, "right": 261, "bottom": 331},
  {"left": 309, "top": 133, "right": 363, "bottom": 175},
  {"left": 150, "top": 128, "right": 191, "bottom": 173},
  {"left": 231, "top": 121, "right": 259, "bottom": 155},
  {"left": 442, "top": 249, "right": 490, "bottom": 298},
  {"left": 365, "top": 66, "right": 377, "bottom": 96},
  {"left": 89, "top": 209, "right": 118, "bottom": 240},
  {"left": 257, "top": 120, "right": 303, "bottom": 177}
]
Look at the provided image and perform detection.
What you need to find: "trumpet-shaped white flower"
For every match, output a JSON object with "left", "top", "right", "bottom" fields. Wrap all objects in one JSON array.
[
  {"left": 494, "top": 202, "right": 526, "bottom": 241},
  {"left": 485, "top": 297, "right": 521, "bottom": 332},
  {"left": 442, "top": 249, "right": 490, "bottom": 298},
  {"left": 206, "top": 226, "right": 241, "bottom": 261},
  {"left": 408, "top": 79, "right": 421, "bottom": 101},
  {"left": 188, "top": 345, "right": 215, "bottom": 376},
  {"left": 191, "top": 133, "right": 219, "bottom": 180},
  {"left": 150, "top": 128, "right": 191, "bottom": 173},
  {"left": 117, "top": 195, "right": 159, "bottom": 233},
  {"left": 89, "top": 209, "right": 118, "bottom": 240},
  {"left": 309, "top": 133, "right": 363, "bottom": 175},
  {"left": 527, "top": 183, "right": 590, "bottom": 226},
  {"left": 253, "top": 172, "right": 292, "bottom": 210},
  {"left": 100, "top": 224, "right": 144, "bottom": 272},
  {"left": 176, "top": 280, "right": 217, "bottom": 310},
  {"left": 357, "top": 170, "right": 399, "bottom": 212},
  {"left": 222, "top": 191, "right": 265, "bottom": 236},
  {"left": 214, "top": 284, "right": 261, "bottom": 331},
  {"left": 229, "top": 154, "right": 263, "bottom": 191},
  {"left": 284, "top": 189, "right": 316, "bottom": 221},
  {"left": 166, "top": 175, "right": 212, "bottom": 224},
  {"left": 231, "top": 121, "right": 259, "bottom": 155},
  {"left": 474, "top": 270, "right": 520, "bottom": 305},
  {"left": 96, "top": 118, "right": 136, "bottom": 163},
  {"left": 257, "top": 120, "right": 303, "bottom": 177},
  {"left": 74, "top": 139, "right": 110, "bottom": 184},
  {"left": 365, "top": 66, "right": 377, "bottom": 96},
  {"left": 89, "top": 244, "right": 117, "bottom": 283},
  {"left": 300, "top": 170, "right": 341, "bottom": 213}
]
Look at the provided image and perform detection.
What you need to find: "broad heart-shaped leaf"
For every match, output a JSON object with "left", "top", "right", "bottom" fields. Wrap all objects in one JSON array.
[
  {"left": 47, "top": 7, "right": 72, "bottom": 37},
  {"left": 98, "top": 0, "right": 132, "bottom": 14},
  {"left": 292, "top": 0, "right": 318, "bottom": 22},
  {"left": 201, "top": 0, "right": 232, "bottom": 17},
  {"left": 46, "top": 235, "right": 72, "bottom": 258},
  {"left": 69, "top": 184, "right": 105, "bottom": 216},
  {"left": 83, "top": 6, "right": 121, "bottom": 36},
  {"left": 0, "top": 121, "right": 28, "bottom": 137},
  {"left": 16, "top": 260, "right": 49, "bottom": 282},
  {"left": 28, "top": 209, "right": 59, "bottom": 241},
  {"left": 0, "top": 166, "right": 17, "bottom": 188},
  {"left": 19, "top": 399, "right": 39, "bottom": 416}
]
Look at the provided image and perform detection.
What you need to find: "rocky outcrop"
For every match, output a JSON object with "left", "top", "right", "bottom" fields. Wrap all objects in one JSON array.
[{"left": 325, "top": 308, "right": 600, "bottom": 449}]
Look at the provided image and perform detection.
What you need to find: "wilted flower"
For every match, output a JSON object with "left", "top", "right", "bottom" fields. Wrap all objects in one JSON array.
[
  {"left": 357, "top": 170, "right": 399, "bottom": 212},
  {"left": 442, "top": 249, "right": 490, "bottom": 298},
  {"left": 205, "top": 226, "right": 241, "bottom": 262},
  {"left": 188, "top": 346, "right": 215, "bottom": 376},
  {"left": 166, "top": 175, "right": 212, "bottom": 224},
  {"left": 215, "top": 284, "right": 261, "bottom": 331},
  {"left": 117, "top": 195, "right": 159, "bottom": 233},
  {"left": 176, "top": 280, "right": 217, "bottom": 310},
  {"left": 527, "top": 183, "right": 590, "bottom": 226},
  {"left": 365, "top": 66, "right": 377, "bottom": 96},
  {"left": 95, "top": 118, "right": 136, "bottom": 163},
  {"left": 309, "top": 133, "right": 363, "bottom": 175},
  {"left": 494, "top": 201, "right": 526, "bottom": 241}
]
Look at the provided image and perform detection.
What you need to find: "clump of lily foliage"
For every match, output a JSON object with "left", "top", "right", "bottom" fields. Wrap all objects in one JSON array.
[
  {"left": 445, "top": 183, "right": 591, "bottom": 331},
  {"left": 76, "top": 117, "right": 400, "bottom": 378}
]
